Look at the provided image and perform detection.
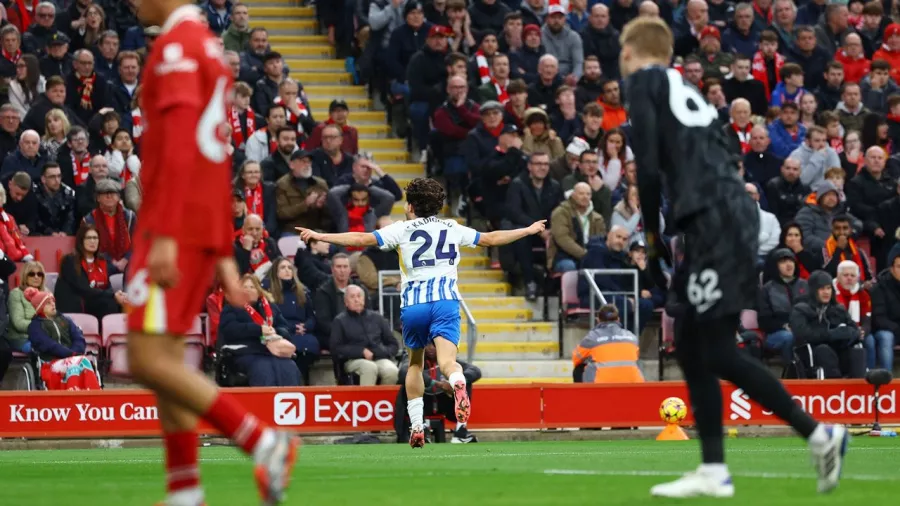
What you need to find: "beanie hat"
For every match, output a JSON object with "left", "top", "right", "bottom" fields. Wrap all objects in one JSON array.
[
  {"left": 566, "top": 137, "right": 590, "bottom": 157},
  {"left": 404, "top": 1, "right": 423, "bottom": 18},
  {"left": 24, "top": 287, "right": 54, "bottom": 316}
]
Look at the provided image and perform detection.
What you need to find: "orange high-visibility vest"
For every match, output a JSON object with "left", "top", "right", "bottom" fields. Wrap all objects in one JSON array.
[{"left": 573, "top": 323, "right": 644, "bottom": 383}]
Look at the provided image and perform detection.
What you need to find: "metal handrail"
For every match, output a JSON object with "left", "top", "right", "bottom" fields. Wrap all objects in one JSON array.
[
  {"left": 377, "top": 270, "right": 479, "bottom": 362},
  {"left": 580, "top": 268, "right": 640, "bottom": 336}
]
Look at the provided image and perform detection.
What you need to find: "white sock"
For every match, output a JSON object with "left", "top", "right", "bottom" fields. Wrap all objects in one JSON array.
[
  {"left": 252, "top": 429, "right": 276, "bottom": 464},
  {"left": 698, "top": 463, "right": 730, "bottom": 479},
  {"left": 456, "top": 422, "right": 465, "bottom": 431},
  {"left": 408, "top": 397, "right": 424, "bottom": 430},
  {"left": 167, "top": 488, "right": 204, "bottom": 506},
  {"left": 448, "top": 371, "right": 466, "bottom": 387},
  {"left": 808, "top": 424, "right": 829, "bottom": 447}
]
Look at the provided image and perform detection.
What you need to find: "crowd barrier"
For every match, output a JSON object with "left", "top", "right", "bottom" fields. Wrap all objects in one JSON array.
[{"left": 0, "top": 381, "right": 895, "bottom": 438}]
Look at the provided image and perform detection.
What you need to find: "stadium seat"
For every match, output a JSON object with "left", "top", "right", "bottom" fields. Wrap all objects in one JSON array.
[
  {"left": 183, "top": 315, "right": 206, "bottom": 371},
  {"left": 23, "top": 236, "right": 76, "bottom": 273},
  {"left": 740, "top": 310, "right": 759, "bottom": 331},
  {"left": 277, "top": 236, "right": 304, "bottom": 260},
  {"left": 110, "top": 273, "right": 124, "bottom": 293},
  {"left": 9, "top": 351, "right": 37, "bottom": 391},
  {"left": 44, "top": 272, "right": 58, "bottom": 293},
  {"left": 67, "top": 312, "right": 103, "bottom": 382},
  {"left": 102, "top": 313, "right": 130, "bottom": 377}
]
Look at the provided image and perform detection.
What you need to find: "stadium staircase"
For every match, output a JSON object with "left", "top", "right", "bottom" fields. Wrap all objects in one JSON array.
[{"left": 251, "top": 0, "right": 572, "bottom": 384}]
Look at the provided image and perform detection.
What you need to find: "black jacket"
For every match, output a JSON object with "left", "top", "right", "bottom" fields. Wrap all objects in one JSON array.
[
  {"left": 574, "top": 77, "right": 605, "bottom": 111},
  {"left": 814, "top": 84, "right": 843, "bottom": 113},
  {"left": 34, "top": 183, "right": 77, "bottom": 236},
  {"left": 313, "top": 277, "right": 369, "bottom": 346},
  {"left": 330, "top": 309, "right": 399, "bottom": 361},
  {"left": 294, "top": 249, "right": 331, "bottom": 295},
  {"left": 54, "top": 253, "right": 120, "bottom": 319},
  {"left": 5, "top": 190, "right": 38, "bottom": 233},
  {"left": 310, "top": 149, "right": 353, "bottom": 187},
  {"left": 65, "top": 72, "right": 114, "bottom": 125},
  {"left": 580, "top": 24, "right": 621, "bottom": 79},
  {"left": 261, "top": 153, "right": 292, "bottom": 183},
  {"left": 39, "top": 53, "right": 74, "bottom": 81},
  {"left": 789, "top": 271, "right": 859, "bottom": 348},
  {"left": 744, "top": 150, "right": 784, "bottom": 188},
  {"left": 766, "top": 175, "right": 810, "bottom": 225},
  {"left": 785, "top": 45, "right": 832, "bottom": 91},
  {"left": 723, "top": 77, "right": 769, "bottom": 116},
  {"left": 0, "top": 150, "right": 48, "bottom": 183},
  {"left": 384, "top": 22, "right": 431, "bottom": 82},
  {"left": 22, "top": 94, "right": 85, "bottom": 134},
  {"left": 505, "top": 173, "right": 563, "bottom": 227},
  {"left": 509, "top": 45, "right": 545, "bottom": 85},
  {"left": 845, "top": 169, "right": 897, "bottom": 235},
  {"left": 871, "top": 267, "right": 900, "bottom": 334},
  {"left": 407, "top": 46, "right": 448, "bottom": 103},
  {"left": 578, "top": 238, "right": 633, "bottom": 305},
  {"left": 480, "top": 147, "right": 528, "bottom": 221},
  {"left": 461, "top": 123, "right": 500, "bottom": 175},
  {"left": 233, "top": 237, "right": 279, "bottom": 278},
  {"left": 468, "top": 0, "right": 511, "bottom": 34},
  {"left": 218, "top": 300, "right": 291, "bottom": 356},
  {"left": 0, "top": 129, "right": 19, "bottom": 163},
  {"left": 239, "top": 181, "right": 278, "bottom": 238},
  {"left": 758, "top": 276, "right": 810, "bottom": 333},
  {"left": 527, "top": 76, "right": 563, "bottom": 112}
]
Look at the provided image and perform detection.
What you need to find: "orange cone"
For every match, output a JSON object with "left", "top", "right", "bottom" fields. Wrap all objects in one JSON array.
[{"left": 656, "top": 423, "right": 690, "bottom": 441}]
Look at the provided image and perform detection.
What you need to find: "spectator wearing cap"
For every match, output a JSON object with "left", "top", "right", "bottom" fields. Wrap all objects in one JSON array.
[
  {"left": 234, "top": 213, "right": 278, "bottom": 280},
  {"left": 82, "top": 178, "right": 134, "bottom": 271},
  {"left": 93, "top": 30, "right": 121, "bottom": 83},
  {"left": 873, "top": 23, "right": 900, "bottom": 83},
  {"left": 128, "top": 25, "right": 161, "bottom": 60},
  {"left": 767, "top": 102, "right": 806, "bottom": 159},
  {"left": 786, "top": 25, "right": 831, "bottom": 91},
  {"left": 433, "top": 74, "right": 481, "bottom": 197},
  {"left": 721, "top": 3, "right": 760, "bottom": 59},
  {"left": 551, "top": 136, "right": 588, "bottom": 182},
  {"left": 252, "top": 51, "right": 288, "bottom": 117},
  {"left": 758, "top": 248, "right": 809, "bottom": 361},
  {"left": 39, "top": 31, "right": 72, "bottom": 79},
  {"left": 549, "top": 180, "right": 606, "bottom": 273},
  {"left": 694, "top": 26, "right": 733, "bottom": 80},
  {"left": 510, "top": 23, "right": 546, "bottom": 85},
  {"left": 326, "top": 183, "right": 394, "bottom": 242},
  {"left": 572, "top": 303, "right": 644, "bottom": 384},
  {"left": 0, "top": 129, "right": 47, "bottom": 183},
  {"left": 542, "top": 0, "right": 583, "bottom": 82},
  {"left": 261, "top": 126, "right": 298, "bottom": 183},
  {"left": 275, "top": 150, "right": 331, "bottom": 235},
  {"left": 478, "top": 124, "right": 526, "bottom": 226},
  {"left": 385, "top": 1, "right": 431, "bottom": 97},
  {"left": 461, "top": 99, "right": 505, "bottom": 176},
  {"left": 203, "top": 0, "right": 233, "bottom": 36},
  {"left": 527, "top": 54, "right": 562, "bottom": 111},
  {"left": 22, "top": 1, "right": 57, "bottom": 56},
  {"left": 522, "top": 107, "right": 564, "bottom": 159},
  {"left": 309, "top": 124, "right": 353, "bottom": 187},
  {"left": 335, "top": 154, "right": 403, "bottom": 202},
  {"left": 408, "top": 24, "right": 452, "bottom": 156},
  {"left": 581, "top": 5, "right": 620, "bottom": 81},
  {"left": 222, "top": 2, "right": 251, "bottom": 52},
  {"left": 503, "top": 151, "right": 563, "bottom": 300},
  {"left": 307, "top": 100, "right": 359, "bottom": 155},
  {"left": 65, "top": 49, "right": 114, "bottom": 126},
  {"left": 518, "top": 0, "right": 547, "bottom": 28},
  {"left": 469, "top": 0, "right": 511, "bottom": 34},
  {"left": 575, "top": 57, "right": 605, "bottom": 112}
]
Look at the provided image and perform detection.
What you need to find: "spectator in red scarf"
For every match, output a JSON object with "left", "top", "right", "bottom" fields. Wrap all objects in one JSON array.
[
  {"left": 0, "top": 25, "right": 22, "bottom": 79},
  {"left": 0, "top": 181, "right": 33, "bottom": 261},
  {"left": 230, "top": 82, "right": 256, "bottom": 152},
  {"left": 725, "top": 98, "right": 754, "bottom": 156},
  {"left": 234, "top": 214, "right": 279, "bottom": 281},
  {"left": 306, "top": 99, "right": 359, "bottom": 155},
  {"left": 232, "top": 186, "right": 247, "bottom": 232},
  {"left": 56, "top": 126, "right": 91, "bottom": 189},
  {"left": 476, "top": 52, "right": 511, "bottom": 104},
  {"left": 82, "top": 178, "right": 134, "bottom": 272},
  {"left": 218, "top": 274, "right": 301, "bottom": 387},
  {"left": 326, "top": 182, "right": 393, "bottom": 242},
  {"left": 831, "top": 260, "right": 881, "bottom": 367},
  {"left": 823, "top": 214, "right": 873, "bottom": 284},
  {"left": 271, "top": 78, "right": 316, "bottom": 142},
  {"left": 65, "top": 49, "right": 113, "bottom": 126},
  {"left": 752, "top": 30, "right": 783, "bottom": 101},
  {"left": 234, "top": 160, "right": 277, "bottom": 237},
  {"left": 54, "top": 223, "right": 125, "bottom": 320},
  {"left": 245, "top": 105, "right": 286, "bottom": 164}
]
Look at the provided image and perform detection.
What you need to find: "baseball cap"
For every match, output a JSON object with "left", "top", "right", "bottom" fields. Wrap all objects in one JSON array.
[
  {"left": 428, "top": 24, "right": 453, "bottom": 38},
  {"left": 566, "top": 137, "right": 590, "bottom": 157},
  {"left": 329, "top": 99, "right": 349, "bottom": 112},
  {"left": 232, "top": 187, "right": 244, "bottom": 199},
  {"left": 699, "top": 25, "right": 721, "bottom": 40},
  {"left": 291, "top": 149, "right": 312, "bottom": 161},
  {"left": 548, "top": 0, "right": 567, "bottom": 15},
  {"left": 629, "top": 240, "right": 647, "bottom": 252},
  {"left": 500, "top": 124, "right": 518, "bottom": 135},
  {"left": 47, "top": 32, "right": 70, "bottom": 46},
  {"left": 480, "top": 100, "right": 503, "bottom": 113}
]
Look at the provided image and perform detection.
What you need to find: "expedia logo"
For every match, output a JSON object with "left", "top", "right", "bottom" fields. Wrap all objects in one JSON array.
[{"left": 730, "top": 389, "right": 752, "bottom": 420}]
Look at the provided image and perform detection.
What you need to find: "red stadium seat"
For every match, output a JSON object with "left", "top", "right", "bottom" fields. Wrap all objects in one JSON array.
[
  {"left": 277, "top": 236, "right": 303, "bottom": 260},
  {"left": 45, "top": 272, "right": 58, "bottom": 293},
  {"left": 68, "top": 313, "right": 102, "bottom": 375},
  {"left": 740, "top": 309, "right": 759, "bottom": 331},
  {"left": 110, "top": 273, "right": 124, "bottom": 293},
  {"left": 102, "top": 313, "right": 206, "bottom": 377},
  {"left": 22, "top": 236, "right": 76, "bottom": 273}
]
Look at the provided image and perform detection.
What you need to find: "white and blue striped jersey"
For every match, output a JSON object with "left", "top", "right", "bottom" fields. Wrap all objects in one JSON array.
[{"left": 372, "top": 217, "right": 481, "bottom": 307}]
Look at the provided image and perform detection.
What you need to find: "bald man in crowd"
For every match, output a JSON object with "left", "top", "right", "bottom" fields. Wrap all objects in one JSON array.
[{"left": 0, "top": 130, "right": 47, "bottom": 183}]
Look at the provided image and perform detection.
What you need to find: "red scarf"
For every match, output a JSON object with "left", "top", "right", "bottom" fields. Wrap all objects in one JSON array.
[
  {"left": 245, "top": 296, "right": 273, "bottom": 326},
  {"left": 505, "top": 102, "right": 525, "bottom": 130},
  {"left": 131, "top": 109, "right": 142, "bottom": 146},
  {"left": 752, "top": 51, "right": 784, "bottom": 99},
  {"left": 753, "top": 1, "right": 772, "bottom": 24},
  {"left": 0, "top": 210, "right": 25, "bottom": 252},
  {"left": 71, "top": 152, "right": 91, "bottom": 186},
  {"left": 12, "top": 0, "right": 32, "bottom": 31},
  {"left": 248, "top": 241, "right": 271, "bottom": 276},
  {"left": 824, "top": 236, "right": 866, "bottom": 281},
  {"left": 272, "top": 96, "right": 309, "bottom": 131},
  {"left": 475, "top": 50, "right": 491, "bottom": 84},
  {"left": 81, "top": 257, "right": 109, "bottom": 289},
  {"left": 231, "top": 107, "right": 256, "bottom": 148},
  {"left": 346, "top": 204, "right": 369, "bottom": 252},
  {"left": 91, "top": 204, "right": 131, "bottom": 261},
  {"left": 2, "top": 48, "right": 21, "bottom": 64},
  {"left": 78, "top": 73, "right": 96, "bottom": 110},
  {"left": 493, "top": 78, "right": 509, "bottom": 104},
  {"left": 731, "top": 120, "right": 753, "bottom": 154},
  {"left": 829, "top": 137, "right": 844, "bottom": 154},
  {"left": 832, "top": 279, "right": 872, "bottom": 324},
  {"left": 245, "top": 185, "right": 263, "bottom": 216},
  {"left": 486, "top": 121, "right": 505, "bottom": 138}
]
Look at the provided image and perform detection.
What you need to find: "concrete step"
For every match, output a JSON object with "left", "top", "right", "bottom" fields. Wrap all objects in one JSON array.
[
  {"left": 479, "top": 377, "right": 570, "bottom": 384},
  {"left": 356, "top": 124, "right": 392, "bottom": 138},
  {"left": 309, "top": 97, "right": 371, "bottom": 111},
  {"left": 377, "top": 163, "right": 422, "bottom": 176},
  {"left": 288, "top": 59, "right": 345, "bottom": 72},
  {"left": 459, "top": 340, "right": 559, "bottom": 359},
  {"left": 464, "top": 296, "right": 529, "bottom": 309},
  {"left": 458, "top": 256, "right": 490, "bottom": 268},
  {"left": 259, "top": 20, "right": 319, "bottom": 34},
  {"left": 359, "top": 138, "right": 405, "bottom": 151},
  {"left": 311, "top": 110, "right": 383, "bottom": 123},
  {"left": 474, "top": 359, "right": 572, "bottom": 378},
  {"left": 458, "top": 282, "right": 510, "bottom": 295},
  {"left": 251, "top": 6, "right": 315, "bottom": 17},
  {"left": 303, "top": 85, "right": 367, "bottom": 97},
  {"left": 244, "top": 0, "right": 305, "bottom": 5},
  {"left": 364, "top": 150, "right": 407, "bottom": 162},
  {"left": 458, "top": 269, "right": 503, "bottom": 281},
  {"left": 462, "top": 322, "right": 556, "bottom": 342},
  {"left": 292, "top": 72, "right": 353, "bottom": 85},
  {"left": 272, "top": 35, "right": 330, "bottom": 45},
  {"left": 468, "top": 307, "right": 533, "bottom": 322}
]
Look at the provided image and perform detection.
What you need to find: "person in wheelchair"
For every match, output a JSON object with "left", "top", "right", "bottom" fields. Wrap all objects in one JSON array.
[
  {"left": 218, "top": 274, "right": 301, "bottom": 387},
  {"left": 788, "top": 270, "right": 867, "bottom": 379}
]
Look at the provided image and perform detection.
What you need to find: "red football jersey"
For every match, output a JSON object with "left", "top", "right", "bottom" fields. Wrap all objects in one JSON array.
[{"left": 136, "top": 5, "right": 233, "bottom": 258}]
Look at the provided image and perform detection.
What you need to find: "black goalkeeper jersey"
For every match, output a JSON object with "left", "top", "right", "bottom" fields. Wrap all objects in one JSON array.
[{"left": 625, "top": 65, "right": 747, "bottom": 233}]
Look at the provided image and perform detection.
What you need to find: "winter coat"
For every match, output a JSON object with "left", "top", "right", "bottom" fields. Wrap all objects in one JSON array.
[
  {"left": 758, "top": 265, "right": 810, "bottom": 333},
  {"left": 330, "top": 309, "right": 399, "bottom": 361},
  {"left": 218, "top": 300, "right": 291, "bottom": 356},
  {"left": 789, "top": 271, "right": 859, "bottom": 348},
  {"left": 505, "top": 173, "right": 564, "bottom": 228},
  {"left": 767, "top": 120, "right": 807, "bottom": 159},
  {"left": 34, "top": 183, "right": 77, "bottom": 236},
  {"left": 27, "top": 314, "right": 85, "bottom": 363},
  {"left": 871, "top": 260, "right": 900, "bottom": 334},
  {"left": 835, "top": 101, "right": 870, "bottom": 134},
  {"left": 549, "top": 198, "right": 607, "bottom": 268},
  {"left": 580, "top": 25, "right": 620, "bottom": 79},
  {"left": 561, "top": 171, "right": 613, "bottom": 225},
  {"left": 845, "top": 169, "right": 897, "bottom": 235}
]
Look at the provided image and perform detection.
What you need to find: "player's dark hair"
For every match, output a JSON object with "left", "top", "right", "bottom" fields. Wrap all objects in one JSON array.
[
  {"left": 780, "top": 63, "right": 803, "bottom": 80},
  {"left": 732, "top": 53, "right": 751, "bottom": 64},
  {"left": 112, "top": 127, "right": 131, "bottom": 142},
  {"left": 504, "top": 11, "right": 522, "bottom": 23},
  {"left": 405, "top": 178, "right": 445, "bottom": 218},
  {"left": 41, "top": 162, "right": 60, "bottom": 176},
  {"left": 826, "top": 61, "right": 844, "bottom": 73},
  {"left": 872, "top": 59, "right": 892, "bottom": 72},
  {"left": 584, "top": 55, "right": 599, "bottom": 65},
  {"left": 759, "top": 29, "right": 778, "bottom": 44}
]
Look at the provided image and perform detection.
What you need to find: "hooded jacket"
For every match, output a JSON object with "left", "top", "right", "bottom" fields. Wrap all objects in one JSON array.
[
  {"left": 767, "top": 119, "right": 807, "bottom": 159},
  {"left": 758, "top": 248, "right": 810, "bottom": 333},
  {"left": 835, "top": 101, "right": 871, "bottom": 134},
  {"left": 789, "top": 270, "right": 859, "bottom": 348},
  {"left": 794, "top": 181, "right": 842, "bottom": 252}
]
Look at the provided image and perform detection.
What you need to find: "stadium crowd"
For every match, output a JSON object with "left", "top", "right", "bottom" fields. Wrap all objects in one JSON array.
[{"left": 0, "top": 0, "right": 896, "bottom": 395}]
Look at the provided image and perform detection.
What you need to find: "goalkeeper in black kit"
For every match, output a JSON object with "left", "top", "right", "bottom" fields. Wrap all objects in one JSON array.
[{"left": 619, "top": 17, "right": 849, "bottom": 499}]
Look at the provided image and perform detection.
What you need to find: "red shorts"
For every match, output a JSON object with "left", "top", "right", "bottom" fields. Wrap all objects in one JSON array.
[{"left": 126, "top": 240, "right": 217, "bottom": 336}]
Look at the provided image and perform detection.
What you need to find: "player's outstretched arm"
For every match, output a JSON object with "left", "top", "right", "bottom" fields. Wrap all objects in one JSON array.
[
  {"left": 477, "top": 220, "right": 546, "bottom": 247},
  {"left": 296, "top": 228, "right": 378, "bottom": 248}
]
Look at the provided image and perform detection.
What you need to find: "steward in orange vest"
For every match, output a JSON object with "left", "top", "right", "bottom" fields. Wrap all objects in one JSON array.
[{"left": 572, "top": 304, "right": 644, "bottom": 383}]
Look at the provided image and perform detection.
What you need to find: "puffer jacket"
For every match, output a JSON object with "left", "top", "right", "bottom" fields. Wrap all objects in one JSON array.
[
  {"left": 757, "top": 249, "right": 811, "bottom": 333},
  {"left": 789, "top": 270, "right": 859, "bottom": 348},
  {"left": 34, "top": 183, "right": 77, "bottom": 236}
]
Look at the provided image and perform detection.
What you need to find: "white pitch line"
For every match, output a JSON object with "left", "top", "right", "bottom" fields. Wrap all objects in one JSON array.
[{"left": 543, "top": 469, "right": 897, "bottom": 482}]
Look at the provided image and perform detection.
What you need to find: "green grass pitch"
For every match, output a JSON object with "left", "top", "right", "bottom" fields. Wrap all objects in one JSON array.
[{"left": 2, "top": 438, "right": 898, "bottom": 505}]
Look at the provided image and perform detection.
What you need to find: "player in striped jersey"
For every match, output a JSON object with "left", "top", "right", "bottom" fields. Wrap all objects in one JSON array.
[{"left": 298, "top": 178, "right": 545, "bottom": 448}]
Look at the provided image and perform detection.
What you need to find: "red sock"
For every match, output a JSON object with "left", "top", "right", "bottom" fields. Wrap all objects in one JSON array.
[
  {"left": 164, "top": 431, "right": 200, "bottom": 493},
  {"left": 202, "top": 392, "right": 266, "bottom": 455}
]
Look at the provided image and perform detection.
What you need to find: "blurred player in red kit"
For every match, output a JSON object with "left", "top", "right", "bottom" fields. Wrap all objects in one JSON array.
[{"left": 124, "top": 2, "right": 300, "bottom": 506}]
